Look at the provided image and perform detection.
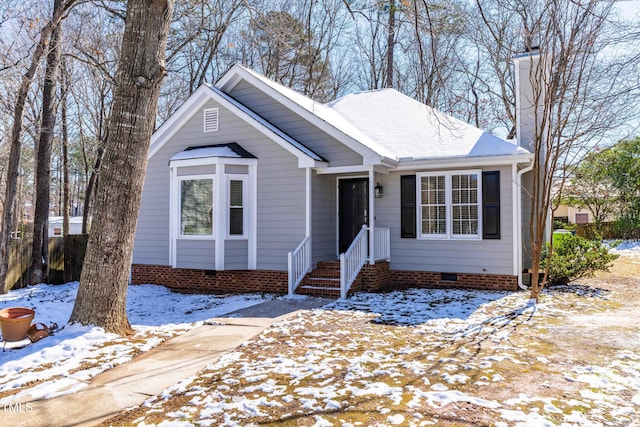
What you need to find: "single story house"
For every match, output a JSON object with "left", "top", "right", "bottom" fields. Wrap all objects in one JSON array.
[
  {"left": 48, "top": 216, "right": 87, "bottom": 237},
  {"left": 132, "top": 53, "right": 544, "bottom": 297}
]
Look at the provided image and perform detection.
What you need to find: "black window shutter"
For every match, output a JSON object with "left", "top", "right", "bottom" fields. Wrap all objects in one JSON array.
[
  {"left": 482, "top": 171, "right": 500, "bottom": 239},
  {"left": 401, "top": 175, "right": 416, "bottom": 238}
]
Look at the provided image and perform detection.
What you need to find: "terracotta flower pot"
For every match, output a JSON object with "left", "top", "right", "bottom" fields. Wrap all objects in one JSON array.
[{"left": 0, "top": 307, "right": 35, "bottom": 342}]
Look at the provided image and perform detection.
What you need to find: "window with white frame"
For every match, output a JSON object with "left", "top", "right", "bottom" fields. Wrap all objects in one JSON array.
[
  {"left": 418, "top": 170, "right": 481, "bottom": 239},
  {"left": 179, "top": 176, "right": 214, "bottom": 236},
  {"left": 228, "top": 177, "right": 246, "bottom": 237}
]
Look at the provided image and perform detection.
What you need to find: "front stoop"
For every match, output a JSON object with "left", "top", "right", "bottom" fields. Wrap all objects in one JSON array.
[{"left": 296, "top": 260, "right": 359, "bottom": 298}]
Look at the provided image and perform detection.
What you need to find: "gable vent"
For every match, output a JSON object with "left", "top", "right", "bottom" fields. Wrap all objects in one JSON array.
[{"left": 203, "top": 108, "right": 219, "bottom": 132}]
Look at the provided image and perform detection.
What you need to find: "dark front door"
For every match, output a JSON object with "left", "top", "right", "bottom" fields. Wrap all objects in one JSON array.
[{"left": 339, "top": 178, "right": 369, "bottom": 253}]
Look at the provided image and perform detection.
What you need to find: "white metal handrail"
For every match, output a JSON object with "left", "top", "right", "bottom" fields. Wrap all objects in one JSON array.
[
  {"left": 288, "top": 236, "right": 311, "bottom": 295},
  {"left": 340, "top": 225, "right": 368, "bottom": 299},
  {"left": 372, "top": 227, "right": 390, "bottom": 261}
]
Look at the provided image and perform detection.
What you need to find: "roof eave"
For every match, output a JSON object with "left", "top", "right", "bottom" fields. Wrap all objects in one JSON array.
[
  {"left": 394, "top": 153, "right": 534, "bottom": 171},
  {"left": 148, "top": 83, "right": 324, "bottom": 168},
  {"left": 215, "top": 65, "right": 389, "bottom": 161}
]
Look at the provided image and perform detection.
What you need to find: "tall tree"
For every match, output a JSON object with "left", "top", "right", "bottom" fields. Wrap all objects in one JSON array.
[
  {"left": 563, "top": 148, "right": 619, "bottom": 233},
  {"left": 471, "top": 0, "right": 640, "bottom": 300},
  {"left": 384, "top": 0, "right": 397, "bottom": 88},
  {"left": 69, "top": 0, "right": 174, "bottom": 334},
  {"left": 31, "top": 0, "right": 66, "bottom": 285},
  {"left": 0, "top": 0, "right": 77, "bottom": 293}
]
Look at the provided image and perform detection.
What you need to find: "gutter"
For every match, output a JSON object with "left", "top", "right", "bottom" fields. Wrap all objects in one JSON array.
[{"left": 514, "top": 158, "right": 535, "bottom": 290}]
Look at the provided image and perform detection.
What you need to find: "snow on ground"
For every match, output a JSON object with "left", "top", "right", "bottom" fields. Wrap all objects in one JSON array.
[
  {"left": 126, "top": 285, "right": 640, "bottom": 426},
  {"left": 609, "top": 239, "right": 640, "bottom": 258},
  {"left": 0, "top": 283, "right": 273, "bottom": 403},
  {"left": 112, "top": 241, "right": 640, "bottom": 427},
  {"left": 1, "top": 241, "right": 639, "bottom": 426}
]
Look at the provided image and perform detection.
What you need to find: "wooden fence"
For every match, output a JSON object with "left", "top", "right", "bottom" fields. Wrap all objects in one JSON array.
[
  {"left": 575, "top": 222, "right": 640, "bottom": 240},
  {"left": 6, "top": 234, "right": 88, "bottom": 291}
]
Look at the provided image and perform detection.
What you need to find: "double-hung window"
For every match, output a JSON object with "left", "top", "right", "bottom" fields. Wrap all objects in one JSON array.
[
  {"left": 179, "top": 176, "right": 214, "bottom": 237},
  {"left": 418, "top": 170, "right": 481, "bottom": 240},
  {"left": 228, "top": 176, "right": 246, "bottom": 237}
]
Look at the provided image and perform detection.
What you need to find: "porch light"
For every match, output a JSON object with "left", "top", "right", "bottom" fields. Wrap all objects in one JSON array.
[{"left": 374, "top": 182, "right": 383, "bottom": 198}]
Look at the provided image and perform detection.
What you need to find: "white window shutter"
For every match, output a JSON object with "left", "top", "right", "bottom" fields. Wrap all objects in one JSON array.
[{"left": 203, "top": 108, "right": 219, "bottom": 132}]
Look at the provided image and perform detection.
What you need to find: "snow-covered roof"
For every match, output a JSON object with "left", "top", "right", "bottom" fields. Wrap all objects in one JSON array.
[
  {"left": 327, "top": 89, "right": 529, "bottom": 161},
  {"left": 169, "top": 143, "right": 256, "bottom": 162},
  {"left": 48, "top": 216, "right": 84, "bottom": 225},
  {"left": 219, "top": 66, "right": 529, "bottom": 163}
]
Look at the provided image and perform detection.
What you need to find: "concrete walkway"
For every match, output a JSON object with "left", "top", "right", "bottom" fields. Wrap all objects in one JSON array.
[{"left": 4, "top": 296, "right": 332, "bottom": 427}]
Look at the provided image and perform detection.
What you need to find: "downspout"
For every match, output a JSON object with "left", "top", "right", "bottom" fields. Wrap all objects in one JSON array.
[{"left": 514, "top": 158, "right": 534, "bottom": 290}]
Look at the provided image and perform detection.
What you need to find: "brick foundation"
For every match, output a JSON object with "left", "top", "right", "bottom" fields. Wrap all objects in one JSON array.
[
  {"left": 131, "top": 264, "right": 288, "bottom": 294},
  {"left": 131, "top": 263, "right": 517, "bottom": 294},
  {"left": 389, "top": 270, "right": 518, "bottom": 291}
]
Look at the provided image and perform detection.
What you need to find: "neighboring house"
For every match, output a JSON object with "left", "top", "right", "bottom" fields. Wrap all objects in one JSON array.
[
  {"left": 132, "top": 54, "right": 543, "bottom": 297},
  {"left": 553, "top": 205, "right": 592, "bottom": 225},
  {"left": 48, "top": 216, "right": 87, "bottom": 237}
]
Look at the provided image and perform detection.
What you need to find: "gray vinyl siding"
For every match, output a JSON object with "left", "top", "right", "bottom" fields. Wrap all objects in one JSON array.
[
  {"left": 312, "top": 172, "right": 337, "bottom": 264},
  {"left": 176, "top": 239, "right": 215, "bottom": 269},
  {"left": 225, "top": 240, "right": 248, "bottom": 270},
  {"left": 255, "top": 149, "right": 306, "bottom": 270},
  {"left": 134, "top": 150, "right": 171, "bottom": 265},
  {"left": 375, "top": 165, "right": 515, "bottom": 275},
  {"left": 228, "top": 80, "right": 362, "bottom": 167},
  {"left": 133, "top": 99, "right": 307, "bottom": 270},
  {"left": 520, "top": 171, "right": 534, "bottom": 270}
]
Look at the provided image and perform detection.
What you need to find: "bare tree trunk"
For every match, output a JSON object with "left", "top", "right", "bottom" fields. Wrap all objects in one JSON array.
[
  {"left": 69, "top": 0, "right": 174, "bottom": 335},
  {"left": 0, "top": 0, "right": 75, "bottom": 293},
  {"left": 385, "top": 0, "right": 396, "bottom": 89},
  {"left": 61, "top": 64, "right": 70, "bottom": 239},
  {"left": 81, "top": 146, "right": 103, "bottom": 234},
  {"left": 31, "top": 6, "right": 64, "bottom": 285},
  {"left": 61, "top": 62, "right": 71, "bottom": 283}
]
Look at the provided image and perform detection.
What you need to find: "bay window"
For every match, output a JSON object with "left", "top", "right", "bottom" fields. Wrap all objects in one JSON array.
[{"left": 180, "top": 177, "right": 214, "bottom": 236}]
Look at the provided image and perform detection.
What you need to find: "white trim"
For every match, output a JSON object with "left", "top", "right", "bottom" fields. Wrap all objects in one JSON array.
[
  {"left": 170, "top": 168, "right": 177, "bottom": 267},
  {"left": 216, "top": 65, "right": 387, "bottom": 163},
  {"left": 148, "top": 84, "right": 325, "bottom": 169},
  {"left": 417, "top": 170, "right": 483, "bottom": 240},
  {"left": 368, "top": 167, "right": 375, "bottom": 265},
  {"left": 170, "top": 156, "right": 257, "bottom": 169},
  {"left": 305, "top": 168, "right": 312, "bottom": 237},
  {"left": 248, "top": 163, "right": 257, "bottom": 269},
  {"left": 395, "top": 154, "right": 533, "bottom": 171},
  {"left": 150, "top": 87, "right": 211, "bottom": 158},
  {"left": 315, "top": 164, "right": 395, "bottom": 175},
  {"left": 226, "top": 175, "right": 248, "bottom": 239},
  {"left": 168, "top": 155, "right": 259, "bottom": 271},
  {"left": 215, "top": 168, "right": 225, "bottom": 270}
]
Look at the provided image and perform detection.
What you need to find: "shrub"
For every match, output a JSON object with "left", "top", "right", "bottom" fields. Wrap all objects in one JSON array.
[{"left": 541, "top": 234, "right": 619, "bottom": 286}]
